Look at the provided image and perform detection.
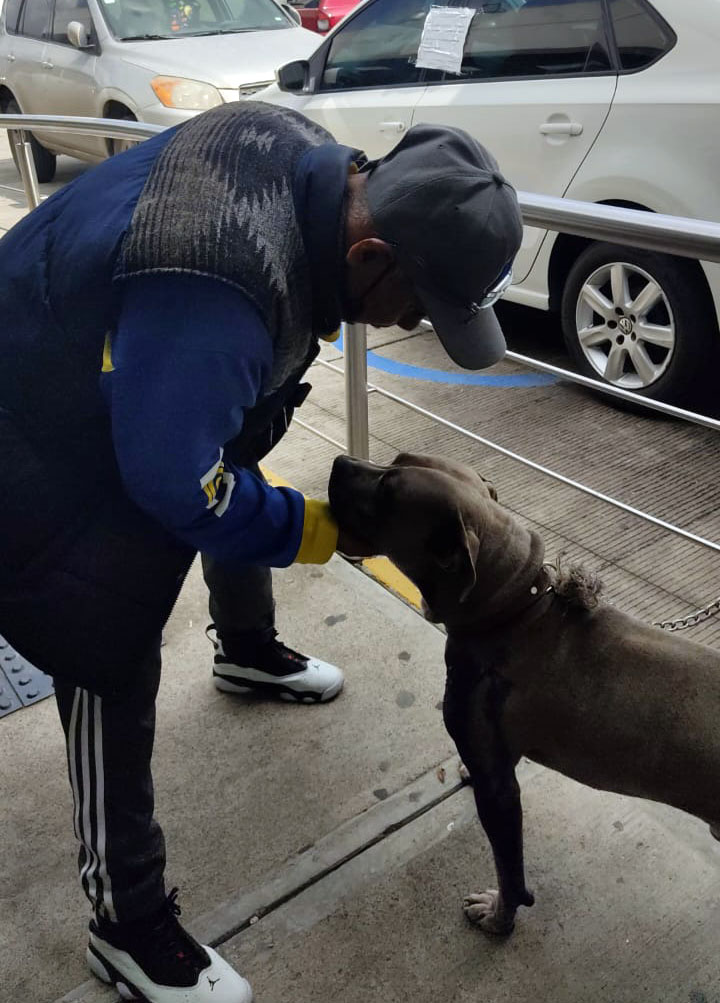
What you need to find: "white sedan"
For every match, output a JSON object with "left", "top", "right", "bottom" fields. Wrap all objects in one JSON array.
[{"left": 262, "top": 0, "right": 720, "bottom": 407}]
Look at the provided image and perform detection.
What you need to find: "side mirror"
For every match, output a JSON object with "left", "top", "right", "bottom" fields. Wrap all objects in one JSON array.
[
  {"left": 67, "top": 20, "right": 91, "bottom": 48},
  {"left": 283, "top": 3, "right": 302, "bottom": 24},
  {"left": 276, "top": 58, "right": 310, "bottom": 92}
]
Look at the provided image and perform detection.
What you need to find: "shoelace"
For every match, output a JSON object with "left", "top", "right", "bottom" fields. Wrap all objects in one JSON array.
[
  {"left": 146, "top": 888, "right": 208, "bottom": 973},
  {"left": 271, "top": 635, "right": 307, "bottom": 666},
  {"left": 206, "top": 624, "right": 307, "bottom": 667}
]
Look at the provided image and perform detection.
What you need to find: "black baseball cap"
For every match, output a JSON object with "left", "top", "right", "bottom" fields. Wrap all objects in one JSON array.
[{"left": 364, "top": 124, "right": 523, "bottom": 370}]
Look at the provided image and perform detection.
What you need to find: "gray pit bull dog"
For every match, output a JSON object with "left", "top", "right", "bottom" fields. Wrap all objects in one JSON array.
[{"left": 328, "top": 452, "right": 720, "bottom": 936}]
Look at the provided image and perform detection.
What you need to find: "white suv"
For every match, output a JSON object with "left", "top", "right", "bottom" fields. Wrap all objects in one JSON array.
[{"left": 262, "top": 0, "right": 720, "bottom": 407}]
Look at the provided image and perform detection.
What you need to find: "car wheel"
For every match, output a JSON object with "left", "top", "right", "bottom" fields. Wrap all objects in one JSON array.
[
  {"left": 5, "top": 98, "right": 57, "bottom": 183},
  {"left": 107, "top": 109, "right": 138, "bottom": 156},
  {"left": 561, "top": 242, "right": 719, "bottom": 410}
]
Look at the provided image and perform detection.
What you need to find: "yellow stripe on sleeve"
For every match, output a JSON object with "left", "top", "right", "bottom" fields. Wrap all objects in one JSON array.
[
  {"left": 295, "top": 498, "right": 339, "bottom": 565},
  {"left": 101, "top": 332, "right": 114, "bottom": 373}
]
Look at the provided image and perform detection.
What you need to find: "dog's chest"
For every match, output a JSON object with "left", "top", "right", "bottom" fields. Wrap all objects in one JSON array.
[{"left": 443, "top": 639, "right": 513, "bottom": 733}]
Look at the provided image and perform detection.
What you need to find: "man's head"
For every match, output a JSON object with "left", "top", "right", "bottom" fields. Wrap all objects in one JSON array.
[{"left": 342, "top": 124, "right": 523, "bottom": 370}]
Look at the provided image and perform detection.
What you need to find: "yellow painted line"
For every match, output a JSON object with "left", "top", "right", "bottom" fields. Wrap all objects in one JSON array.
[
  {"left": 361, "top": 556, "right": 422, "bottom": 609},
  {"left": 261, "top": 466, "right": 422, "bottom": 611}
]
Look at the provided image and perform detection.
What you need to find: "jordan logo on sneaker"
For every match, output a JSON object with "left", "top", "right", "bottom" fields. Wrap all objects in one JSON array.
[{"left": 208, "top": 977, "right": 221, "bottom": 991}]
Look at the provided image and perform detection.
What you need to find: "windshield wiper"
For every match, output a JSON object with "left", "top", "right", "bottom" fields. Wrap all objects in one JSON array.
[
  {"left": 119, "top": 33, "right": 173, "bottom": 40},
  {"left": 185, "top": 27, "right": 256, "bottom": 34}
]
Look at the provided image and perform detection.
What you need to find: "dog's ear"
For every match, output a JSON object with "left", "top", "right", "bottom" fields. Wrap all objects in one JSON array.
[{"left": 427, "top": 510, "right": 480, "bottom": 604}]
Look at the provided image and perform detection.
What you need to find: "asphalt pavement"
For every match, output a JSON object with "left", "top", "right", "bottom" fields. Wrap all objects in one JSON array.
[{"left": 2, "top": 133, "right": 720, "bottom": 1003}]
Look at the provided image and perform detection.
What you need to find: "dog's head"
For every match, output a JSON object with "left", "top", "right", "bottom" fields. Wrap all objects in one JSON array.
[{"left": 328, "top": 452, "right": 542, "bottom": 628}]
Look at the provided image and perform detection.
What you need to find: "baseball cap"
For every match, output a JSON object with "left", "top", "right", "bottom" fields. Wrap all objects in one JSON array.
[{"left": 364, "top": 124, "right": 523, "bottom": 370}]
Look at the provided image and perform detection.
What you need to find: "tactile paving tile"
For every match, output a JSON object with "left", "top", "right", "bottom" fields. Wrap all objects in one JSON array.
[
  {"left": 0, "top": 666, "right": 22, "bottom": 718},
  {"left": 0, "top": 634, "right": 54, "bottom": 717}
]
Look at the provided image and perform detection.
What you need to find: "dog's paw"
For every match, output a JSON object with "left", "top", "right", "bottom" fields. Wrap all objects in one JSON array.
[
  {"left": 463, "top": 890, "right": 516, "bottom": 936},
  {"left": 458, "top": 760, "right": 471, "bottom": 783}
]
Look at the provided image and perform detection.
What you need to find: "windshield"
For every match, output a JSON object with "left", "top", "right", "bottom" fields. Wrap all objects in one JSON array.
[{"left": 98, "top": 0, "right": 292, "bottom": 39}]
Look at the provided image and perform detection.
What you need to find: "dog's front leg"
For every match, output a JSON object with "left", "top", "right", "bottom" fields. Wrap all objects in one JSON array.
[
  {"left": 461, "top": 765, "right": 534, "bottom": 935},
  {"left": 445, "top": 673, "right": 533, "bottom": 936}
]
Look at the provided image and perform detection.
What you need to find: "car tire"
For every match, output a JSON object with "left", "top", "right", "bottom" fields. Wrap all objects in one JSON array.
[
  {"left": 561, "top": 242, "right": 719, "bottom": 411},
  {"left": 5, "top": 98, "right": 57, "bottom": 183},
  {"left": 107, "top": 109, "right": 138, "bottom": 156}
]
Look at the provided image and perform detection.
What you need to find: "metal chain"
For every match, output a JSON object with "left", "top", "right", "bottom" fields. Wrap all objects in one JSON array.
[{"left": 653, "top": 594, "right": 720, "bottom": 632}]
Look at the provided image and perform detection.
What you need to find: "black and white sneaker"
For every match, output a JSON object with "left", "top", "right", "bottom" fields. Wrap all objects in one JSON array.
[
  {"left": 87, "top": 888, "right": 252, "bottom": 1003},
  {"left": 208, "top": 626, "right": 344, "bottom": 703}
]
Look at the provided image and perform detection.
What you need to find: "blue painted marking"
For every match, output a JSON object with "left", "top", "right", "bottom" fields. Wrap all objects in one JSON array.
[{"left": 334, "top": 333, "right": 558, "bottom": 388}]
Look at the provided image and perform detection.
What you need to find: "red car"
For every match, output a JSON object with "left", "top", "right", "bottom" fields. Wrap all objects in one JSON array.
[{"left": 298, "top": 0, "right": 358, "bottom": 34}]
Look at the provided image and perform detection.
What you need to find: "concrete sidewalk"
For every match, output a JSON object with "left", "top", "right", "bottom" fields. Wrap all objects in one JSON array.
[
  {"left": 3, "top": 553, "right": 453, "bottom": 1001},
  {"left": 4, "top": 551, "right": 720, "bottom": 1003}
]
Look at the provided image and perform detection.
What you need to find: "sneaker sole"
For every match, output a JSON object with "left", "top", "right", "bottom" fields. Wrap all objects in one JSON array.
[
  {"left": 213, "top": 673, "right": 343, "bottom": 703},
  {"left": 87, "top": 943, "right": 144, "bottom": 1001},
  {"left": 88, "top": 940, "right": 253, "bottom": 1003}
]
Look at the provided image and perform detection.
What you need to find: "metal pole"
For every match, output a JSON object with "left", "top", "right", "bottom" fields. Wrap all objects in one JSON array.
[
  {"left": 343, "top": 322, "right": 370, "bottom": 459},
  {"left": 12, "top": 130, "right": 40, "bottom": 210}
]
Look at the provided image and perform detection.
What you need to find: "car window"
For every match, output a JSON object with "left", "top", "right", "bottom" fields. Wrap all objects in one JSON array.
[
  {"left": 608, "top": 0, "right": 674, "bottom": 71},
  {"left": 19, "top": 0, "right": 52, "bottom": 37},
  {"left": 51, "top": 0, "right": 93, "bottom": 41},
  {"left": 98, "top": 0, "right": 289, "bottom": 40},
  {"left": 221, "top": 0, "right": 290, "bottom": 27},
  {"left": 443, "top": 0, "right": 612, "bottom": 82},
  {"left": 321, "top": 0, "right": 437, "bottom": 90},
  {"left": 3, "top": 0, "right": 24, "bottom": 32}
]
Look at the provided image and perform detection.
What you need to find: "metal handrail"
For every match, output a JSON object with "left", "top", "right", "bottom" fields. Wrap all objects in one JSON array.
[
  {"left": 416, "top": 318, "right": 720, "bottom": 433},
  {"left": 0, "top": 113, "right": 163, "bottom": 140},
  {"left": 504, "top": 350, "right": 720, "bottom": 432},
  {"left": 417, "top": 318, "right": 720, "bottom": 432},
  {"left": 518, "top": 190, "right": 720, "bottom": 264},
  {"left": 0, "top": 113, "right": 162, "bottom": 210}
]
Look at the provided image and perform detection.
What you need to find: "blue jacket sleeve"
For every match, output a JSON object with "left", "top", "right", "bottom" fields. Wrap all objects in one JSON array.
[{"left": 105, "top": 273, "right": 306, "bottom": 566}]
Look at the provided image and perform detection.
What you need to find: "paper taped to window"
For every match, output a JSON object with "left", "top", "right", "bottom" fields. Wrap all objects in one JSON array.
[{"left": 416, "top": 5, "right": 475, "bottom": 74}]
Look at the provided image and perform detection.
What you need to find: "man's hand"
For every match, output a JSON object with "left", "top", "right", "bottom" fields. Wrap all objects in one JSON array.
[{"left": 336, "top": 529, "right": 375, "bottom": 559}]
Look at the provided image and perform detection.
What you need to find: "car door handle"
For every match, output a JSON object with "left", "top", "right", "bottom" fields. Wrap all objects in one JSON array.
[
  {"left": 41, "top": 60, "right": 54, "bottom": 69},
  {"left": 7, "top": 53, "right": 16, "bottom": 61},
  {"left": 539, "top": 121, "right": 583, "bottom": 136},
  {"left": 379, "top": 121, "right": 406, "bottom": 134}
]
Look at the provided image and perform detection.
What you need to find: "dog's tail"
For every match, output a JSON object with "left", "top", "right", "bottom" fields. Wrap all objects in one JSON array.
[{"left": 547, "top": 556, "right": 603, "bottom": 611}]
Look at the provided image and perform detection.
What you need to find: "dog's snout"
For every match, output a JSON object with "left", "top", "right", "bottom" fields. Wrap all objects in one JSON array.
[
  {"left": 329, "top": 454, "right": 354, "bottom": 506},
  {"left": 329, "top": 454, "right": 372, "bottom": 493}
]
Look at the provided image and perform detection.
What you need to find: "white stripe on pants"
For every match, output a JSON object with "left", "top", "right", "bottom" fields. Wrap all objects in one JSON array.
[{"left": 67, "top": 688, "right": 116, "bottom": 921}]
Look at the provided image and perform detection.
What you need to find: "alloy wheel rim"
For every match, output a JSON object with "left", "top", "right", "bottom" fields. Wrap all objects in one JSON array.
[{"left": 575, "top": 261, "right": 675, "bottom": 389}]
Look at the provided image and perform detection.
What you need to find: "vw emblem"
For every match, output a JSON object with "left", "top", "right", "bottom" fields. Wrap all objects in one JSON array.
[{"left": 618, "top": 316, "right": 633, "bottom": 335}]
